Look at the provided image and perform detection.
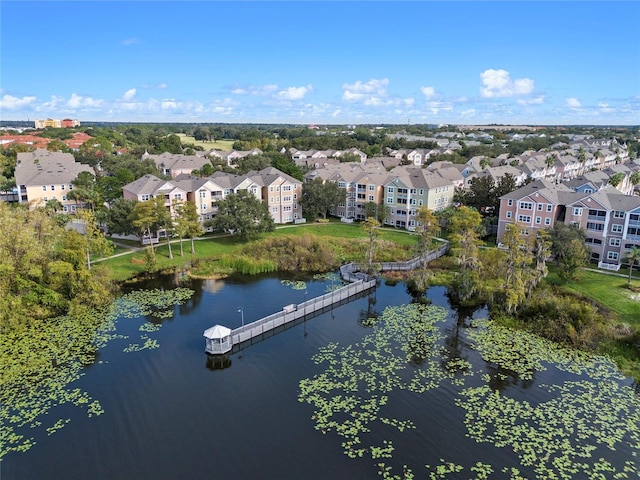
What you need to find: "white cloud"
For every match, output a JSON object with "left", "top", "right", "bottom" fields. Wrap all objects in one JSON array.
[
  {"left": 566, "top": 97, "right": 582, "bottom": 108},
  {"left": 161, "top": 99, "right": 179, "bottom": 109},
  {"left": 480, "top": 69, "right": 535, "bottom": 98},
  {"left": 123, "top": 89, "right": 137, "bottom": 101},
  {"left": 231, "top": 84, "right": 278, "bottom": 96},
  {"left": 121, "top": 38, "right": 140, "bottom": 46},
  {"left": 598, "top": 102, "right": 613, "bottom": 113},
  {"left": 332, "top": 109, "right": 342, "bottom": 118},
  {"left": 517, "top": 95, "right": 545, "bottom": 105},
  {"left": 67, "top": 93, "right": 103, "bottom": 108},
  {"left": 277, "top": 84, "right": 313, "bottom": 100},
  {"left": 460, "top": 109, "right": 476, "bottom": 118},
  {"left": 0, "top": 94, "right": 37, "bottom": 109},
  {"left": 420, "top": 86, "right": 436, "bottom": 99},
  {"left": 342, "top": 78, "right": 389, "bottom": 102},
  {"left": 141, "top": 83, "right": 168, "bottom": 89}
]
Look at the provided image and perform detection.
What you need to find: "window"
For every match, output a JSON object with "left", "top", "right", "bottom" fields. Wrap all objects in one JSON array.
[
  {"left": 545, "top": 218, "right": 551, "bottom": 225},
  {"left": 276, "top": 186, "right": 280, "bottom": 192},
  {"left": 272, "top": 207, "right": 278, "bottom": 212},
  {"left": 507, "top": 199, "right": 513, "bottom": 206},
  {"left": 369, "top": 185, "right": 375, "bottom": 191},
  {"left": 283, "top": 195, "right": 291, "bottom": 202},
  {"left": 69, "top": 184, "right": 73, "bottom": 190},
  {"left": 573, "top": 207, "right": 583, "bottom": 216},
  {"left": 519, "top": 201, "right": 533, "bottom": 209},
  {"left": 43, "top": 196, "right": 48, "bottom": 202},
  {"left": 518, "top": 215, "right": 531, "bottom": 223},
  {"left": 61, "top": 184, "right": 65, "bottom": 191},
  {"left": 585, "top": 238, "right": 602, "bottom": 245},
  {"left": 62, "top": 195, "right": 66, "bottom": 201},
  {"left": 612, "top": 224, "right": 623, "bottom": 233},
  {"left": 536, "top": 216, "right": 541, "bottom": 224},
  {"left": 537, "top": 203, "right": 543, "bottom": 211},
  {"left": 547, "top": 204, "right": 552, "bottom": 212},
  {"left": 387, "top": 197, "right": 393, "bottom": 204},
  {"left": 270, "top": 186, "right": 274, "bottom": 192},
  {"left": 283, "top": 185, "right": 291, "bottom": 191},
  {"left": 419, "top": 189, "right": 424, "bottom": 196},
  {"left": 338, "top": 182, "right": 346, "bottom": 188},
  {"left": 368, "top": 195, "right": 374, "bottom": 202},
  {"left": 174, "top": 193, "right": 182, "bottom": 200},
  {"left": 587, "top": 222, "right": 604, "bottom": 231},
  {"left": 200, "top": 191, "right": 207, "bottom": 198},
  {"left": 610, "top": 238, "right": 621, "bottom": 247},
  {"left": 201, "top": 204, "right": 206, "bottom": 210},
  {"left": 607, "top": 251, "right": 619, "bottom": 261},
  {"left": 506, "top": 211, "right": 512, "bottom": 219},
  {"left": 283, "top": 206, "right": 292, "bottom": 212},
  {"left": 42, "top": 185, "right": 47, "bottom": 191},
  {"left": 141, "top": 194, "right": 150, "bottom": 201},
  {"left": 613, "top": 210, "right": 625, "bottom": 219},
  {"left": 387, "top": 186, "right": 394, "bottom": 193}
]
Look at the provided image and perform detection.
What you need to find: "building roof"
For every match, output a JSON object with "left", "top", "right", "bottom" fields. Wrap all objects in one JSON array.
[{"left": 15, "top": 149, "right": 94, "bottom": 186}]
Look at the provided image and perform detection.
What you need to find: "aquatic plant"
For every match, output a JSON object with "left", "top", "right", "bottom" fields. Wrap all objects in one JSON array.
[
  {"left": 0, "top": 287, "right": 194, "bottom": 458},
  {"left": 280, "top": 280, "right": 307, "bottom": 291},
  {"left": 299, "top": 305, "right": 640, "bottom": 479}
]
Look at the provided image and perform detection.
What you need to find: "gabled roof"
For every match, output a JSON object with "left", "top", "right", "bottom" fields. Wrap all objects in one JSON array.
[
  {"left": 15, "top": 149, "right": 94, "bottom": 186},
  {"left": 122, "top": 174, "right": 176, "bottom": 196}
]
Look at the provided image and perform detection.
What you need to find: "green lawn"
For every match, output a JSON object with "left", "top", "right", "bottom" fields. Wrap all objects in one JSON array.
[
  {"left": 176, "top": 134, "right": 235, "bottom": 151},
  {"left": 98, "top": 223, "right": 421, "bottom": 281},
  {"left": 545, "top": 269, "right": 640, "bottom": 326}
]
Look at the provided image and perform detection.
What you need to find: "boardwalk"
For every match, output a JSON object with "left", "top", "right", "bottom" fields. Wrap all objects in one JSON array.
[{"left": 214, "top": 240, "right": 450, "bottom": 352}]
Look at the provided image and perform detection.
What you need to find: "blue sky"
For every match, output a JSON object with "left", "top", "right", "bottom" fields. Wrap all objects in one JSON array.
[{"left": 1, "top": 1, "right": 639, "bottom": 125}]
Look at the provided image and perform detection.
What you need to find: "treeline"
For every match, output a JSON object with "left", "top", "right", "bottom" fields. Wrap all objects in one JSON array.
[{"left": 0, "top": 203, "right": 115, "bottom": 327}]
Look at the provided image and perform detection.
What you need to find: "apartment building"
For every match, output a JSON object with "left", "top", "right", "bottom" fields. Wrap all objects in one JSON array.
[
  {"left": 15, "top": 149, "right": 95, "bottom": 211},
  {"left": 497, "top": 179, "right": 640, "bottom": 270},
  {"left": 122, "top": 167, "right": 302, "bottom": 230}
]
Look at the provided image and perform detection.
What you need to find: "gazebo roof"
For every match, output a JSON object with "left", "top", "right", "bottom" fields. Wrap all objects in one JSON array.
[{"left": 203, "top": 325, "right": 231, "bottom": 339}]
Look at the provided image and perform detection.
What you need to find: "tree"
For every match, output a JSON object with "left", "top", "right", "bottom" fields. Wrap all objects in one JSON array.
[
  {"left": 558, "top": 238, "right": 590, "bottom": 281},
  {"left": 549, "top": 224, "right": 587, "bottom": 266},
  {"left": 301, "top": 179, "right": 344, "bottom": 221},
  {"left": 360, "top": 217, "right": 381, "bottom": 273},
  {"left": 625, "top": 246, "right": 640, "bottom": 285},
  {"left": 415, "top": 206, "right": 440, "bottom": 268},
  {"left": 500, "top": 223, "right": 533, "bottom": 313},
  {"left": 363, "top": 202, "right": 386, "bottom": 224},
  {"left": 208, "top": 190, "right": 275, "bottom": 239},
  {"left": 174, "top": 200, "right": 203, "bottom": 255},
  {"left": 449, "top": 206, "right": 484, "bottom": 301},
  {"left": 529, "top": 228, "right": 552, "bottom": 296},
  {"left": 106, "top": 198, "right": 137, "bottom": 236},
  {"left": 129, "top": 198, "right": 164, "bottom": 257},
  {"left": 629, "top": 172, "right": 640, "bottom": 189},
  {"left": 608, "top": 173, "right": 625, "bottom": 188}
]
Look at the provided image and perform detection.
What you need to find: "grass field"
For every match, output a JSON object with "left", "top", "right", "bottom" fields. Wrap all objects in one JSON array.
[
  {"left": 546, "top": 269, "right": 640, "bottom": 326},
  {"left": 99, "top": 223, "right": 420, "bottom": 282},
  {"left": 176, "top": 133, "right": 235, "bottom": 151}
]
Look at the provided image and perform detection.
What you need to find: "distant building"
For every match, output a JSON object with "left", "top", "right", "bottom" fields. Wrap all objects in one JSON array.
[{"left": 34, "top": 118, "right": 80, "bottom": 129}]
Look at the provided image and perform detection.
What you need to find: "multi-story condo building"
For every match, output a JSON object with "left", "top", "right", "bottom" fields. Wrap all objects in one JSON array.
[
  {"left": 15, "top": 149, "right": 95, "bottom": 211},
  {"left": 122, "top": 167, "right": 302, "bottom": 231},
  {"left": 498, "top": 179, "right": 640, "bottom": 270}
]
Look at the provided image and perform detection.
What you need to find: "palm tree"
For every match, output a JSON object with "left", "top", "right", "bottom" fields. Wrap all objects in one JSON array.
[{"left": 625, "top": 246, "right": 640, "bottom": 285}]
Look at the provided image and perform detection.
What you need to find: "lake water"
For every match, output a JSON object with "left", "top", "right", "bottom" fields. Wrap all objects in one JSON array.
[{"left": 3, "top": 273, "right": 638, "bottom": 479}]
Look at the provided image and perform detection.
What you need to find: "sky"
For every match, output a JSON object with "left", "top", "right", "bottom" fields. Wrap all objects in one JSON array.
[{"left": 1, "top": 1, "right": 639, "bottom": 126}]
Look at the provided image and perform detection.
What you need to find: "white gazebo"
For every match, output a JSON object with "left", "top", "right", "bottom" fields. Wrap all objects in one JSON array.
[{"left": 203, "top": 325, "right": 232, "bottom": 354}]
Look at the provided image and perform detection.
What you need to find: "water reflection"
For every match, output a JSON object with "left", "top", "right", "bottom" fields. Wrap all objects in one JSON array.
[{"left": 205, "top": 353, "right": 232, "bottom": 370}]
